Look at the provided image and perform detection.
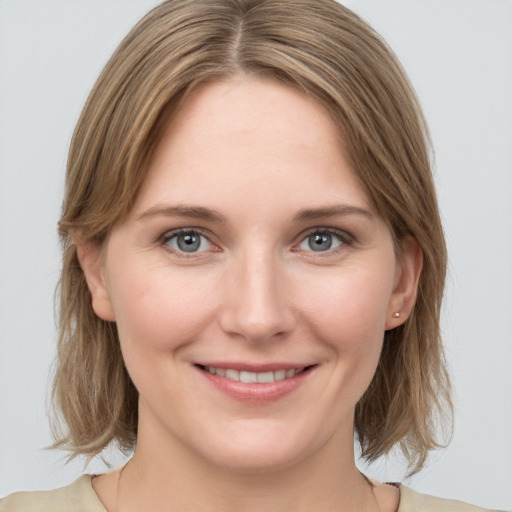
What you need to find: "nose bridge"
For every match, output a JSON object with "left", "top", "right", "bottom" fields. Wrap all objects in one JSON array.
[{"left": 219, "top": 244, "right": 294, "bottom": 342}]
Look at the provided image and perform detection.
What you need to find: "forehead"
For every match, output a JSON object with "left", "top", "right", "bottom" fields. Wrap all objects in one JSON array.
[
  {"left": 132, "top": 76, "right": 370, "bottom": 216},
  {"left": 171, "top": 76, "right": 339, "bottom": 145}
]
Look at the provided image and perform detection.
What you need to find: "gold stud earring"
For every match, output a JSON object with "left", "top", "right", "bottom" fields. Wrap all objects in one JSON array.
[{"left": 393, "top": 312, "right": 400, "bottom": 318}]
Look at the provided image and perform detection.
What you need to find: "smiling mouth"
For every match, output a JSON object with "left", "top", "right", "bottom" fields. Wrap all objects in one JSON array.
[{"left": 197, "top": 365, "right": 312, "bottom": 383}]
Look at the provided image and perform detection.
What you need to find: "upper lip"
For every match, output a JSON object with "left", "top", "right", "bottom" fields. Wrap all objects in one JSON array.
[{"left": 194, "top": 362, "right": 315, "bottom": 372}]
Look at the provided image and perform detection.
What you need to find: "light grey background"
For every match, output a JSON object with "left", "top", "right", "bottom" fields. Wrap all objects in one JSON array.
[{"left": 1, "top": 1, "right": 511, "bottom": 509}]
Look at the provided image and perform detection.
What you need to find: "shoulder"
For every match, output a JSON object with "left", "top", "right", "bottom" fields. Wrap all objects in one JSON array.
[
  {"left": 0, "top": 475, "right": 106, "bottom": 512},
  {"left": 398, "top": 485, "right": 504, "bottom": 512}
]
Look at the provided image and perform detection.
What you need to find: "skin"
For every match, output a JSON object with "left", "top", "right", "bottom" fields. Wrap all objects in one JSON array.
[{"left": 80, "top": 76, "right": 421, "bottom": 512}]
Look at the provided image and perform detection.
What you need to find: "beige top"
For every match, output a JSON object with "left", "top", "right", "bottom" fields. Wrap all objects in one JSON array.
[{"left": 0, "top": 475, "right": 502, "bottom": 512}]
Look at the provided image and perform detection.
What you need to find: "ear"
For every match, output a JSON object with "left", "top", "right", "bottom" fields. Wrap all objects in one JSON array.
[
  {"left": 385, "top": 236, "right": 423, "bottom": 330},
  {"left": 74, "top": 235, "right": 116, "bottom": 322}
]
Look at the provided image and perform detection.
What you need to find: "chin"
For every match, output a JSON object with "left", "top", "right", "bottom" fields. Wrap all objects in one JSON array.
[
  {"left": 190, "top": 422, "right": 324, "bottom": 474},
  {"left": 207, "top": 447, "right": 306, "bottom": 475}
]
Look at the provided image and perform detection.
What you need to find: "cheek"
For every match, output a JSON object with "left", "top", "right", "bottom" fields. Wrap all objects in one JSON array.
[
  {"left": 107, "top": 261, "right": 220, "bottom": 352},
  {"left": 300, "top": 263, "right": 395, "bottom": 349},
  {"left": 303, "top": 265, "right": 396, "bottom": 408}
]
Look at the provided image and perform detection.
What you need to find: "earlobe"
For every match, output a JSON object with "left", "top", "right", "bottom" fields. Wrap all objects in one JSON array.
[
  {"left": 75, "top": 239, "right": 116, "bottom": 322},
  {"left": 385, "top": 236, "right": 423, "bottom": 330}
]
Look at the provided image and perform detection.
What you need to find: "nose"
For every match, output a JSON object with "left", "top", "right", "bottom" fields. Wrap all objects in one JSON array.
[{"left": 218, "top": 248, "right": 296, "bottom": 343}]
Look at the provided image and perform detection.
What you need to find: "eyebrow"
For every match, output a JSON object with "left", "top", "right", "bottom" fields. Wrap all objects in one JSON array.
[
  {"left": 136, "top": 204, "right": 373, "bottom": 223},
  {"left": 293, "top": 204, "right": 373, "bottom": 221},
  {"left": 136, "top": 205, "right": 226, "bottom": 223}
]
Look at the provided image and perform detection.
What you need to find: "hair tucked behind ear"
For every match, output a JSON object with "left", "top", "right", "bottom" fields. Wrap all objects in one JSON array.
[{"left": 53, "top": 0, "right": 451, "bottom": 475}]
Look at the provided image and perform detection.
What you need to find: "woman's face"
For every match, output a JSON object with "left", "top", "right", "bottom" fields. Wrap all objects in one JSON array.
[{"left": 82, "top": 76, "right": 419, "bottom": 472}]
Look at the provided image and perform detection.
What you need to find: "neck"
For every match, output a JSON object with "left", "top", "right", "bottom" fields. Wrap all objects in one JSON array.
[{"left": 118, "top": 418, "right": 376, "bottom": 512}]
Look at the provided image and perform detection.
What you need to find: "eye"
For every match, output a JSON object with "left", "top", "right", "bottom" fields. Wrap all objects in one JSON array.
[
  {"left": 297, "top": 229, "right": 350, "bottom": 252},
  {"left": 163, "top": 229, "right": 213, "bottom": 254}
]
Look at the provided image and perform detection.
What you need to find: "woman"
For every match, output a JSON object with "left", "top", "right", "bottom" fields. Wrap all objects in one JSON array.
[{"left": 0, "top": 1, "right": 503, "bottom": 511}]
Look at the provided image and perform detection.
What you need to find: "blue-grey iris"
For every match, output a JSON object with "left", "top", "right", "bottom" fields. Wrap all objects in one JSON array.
[
  {"left": 177, "top": 233, "right": 201, "bottom": 252},
  {"left": 308, "top": 233, "right": 333, "bottom": 251}
]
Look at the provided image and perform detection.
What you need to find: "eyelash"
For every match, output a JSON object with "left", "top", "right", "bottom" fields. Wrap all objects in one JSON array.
[
  {"left": 159, "top": 227, "right": 354, "bottom": 257},
  {"left": 159, "top": 228, "right": 217, "bottom": 257},
  {"left": 297, "top": 227, "right": 354, "bottom": 250}
]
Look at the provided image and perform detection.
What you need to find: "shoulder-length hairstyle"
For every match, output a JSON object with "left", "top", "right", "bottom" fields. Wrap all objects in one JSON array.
[{"left": 53, "top": 0, "right": 451, "bottom": 475}]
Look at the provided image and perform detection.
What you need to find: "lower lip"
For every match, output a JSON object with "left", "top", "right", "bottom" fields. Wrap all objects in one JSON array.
[{"left": 196, "top": 366, "right": 314, "bottom": 403}]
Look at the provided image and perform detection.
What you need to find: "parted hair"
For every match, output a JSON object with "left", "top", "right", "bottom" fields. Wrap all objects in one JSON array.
[{"left": 53, "top": 0, "right": 452, "bottom": 474}]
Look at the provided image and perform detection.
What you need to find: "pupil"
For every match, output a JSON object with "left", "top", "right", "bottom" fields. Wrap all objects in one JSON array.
[
  {"left": 177, "top": 233, "right": 200, "bottom": 252},
  {"left": 309, "top": 233, "right": 332, "bottom": 251}
]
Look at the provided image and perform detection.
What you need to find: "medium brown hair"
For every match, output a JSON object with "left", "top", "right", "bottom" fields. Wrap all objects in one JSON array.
[{"left": 53, "top": 0, "right": 452, "bottom": 474}]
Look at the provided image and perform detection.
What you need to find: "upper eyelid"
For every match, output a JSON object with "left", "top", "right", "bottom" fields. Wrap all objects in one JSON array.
[
  {"left": 297, "top": 227, "right": 354, "bottom": 243},
  {"left": 160, "top": 227, "right": 214, "bottom": 242}
]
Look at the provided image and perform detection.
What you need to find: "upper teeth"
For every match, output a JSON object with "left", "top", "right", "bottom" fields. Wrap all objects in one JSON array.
[{"left": 204, "top": 367, "right": 302, "bottom": 383}]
